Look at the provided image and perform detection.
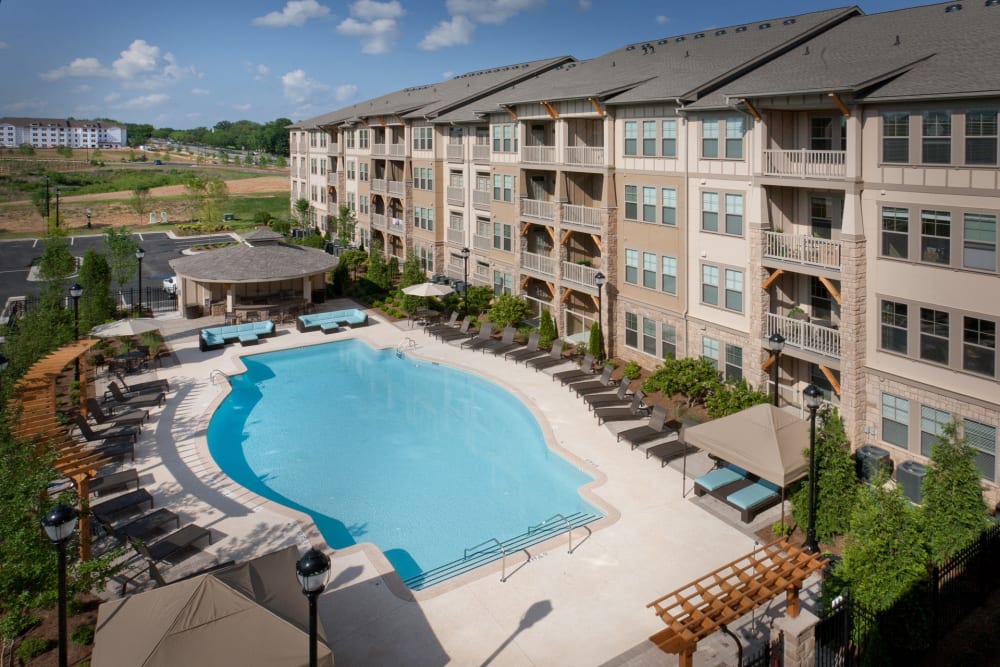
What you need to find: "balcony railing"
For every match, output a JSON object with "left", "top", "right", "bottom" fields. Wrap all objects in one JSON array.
[
  {"left": 387, "top": 143, "right": 406, "bottom": 158},
  {"left": 564, "top": 146, "right": 605, "bottom": 167},
  {"left": 521, "top": 145, "right": 557, "bottom": 164},
  {"left": 327, "top": 172, "right": 337, "bottom": 185},
  {"left": 473, "top": 144, "right": 490, "bottom": 162},
  {"left": 472, "top": 189, "right": 490, "bottom": 209},
  {"left": 327, "top": 142, "right": 339, "bottom": 154},
  {"left": 371, "top": 178, "right": 386, "bottom": 193},
  {"left": 521, "top": 198, "right": 555, "bottom": 221},
  {"left": 562, "top": 204, "right": 604, "bottom": 230},
  {"left": 388, "top": 217, "right": 405, "bottom": 232},
  {"left": 767, "top": 313, "right": 840, "bottom": 358},
  {"left": 372, "top": 143, "right": 386, "bottom": 157},
  {"left": 522, "top": 251, "right": 556, "bottom": 277},
  {"left": 473, "top": 234, "right": 492, "bottom": 251},
  {"left": 762, "top": 149, "right": 847, "bottom": 179},
  {"left": 446, "top": 144, "right": 464, "bottom": 160},
  {"left": 371, "top": 213, "right": 386, "bottom": 230},
  {"left": 763, "top": 232, "right": 842, "bottom": 270},
  {"left": 446, "top": 186, "right": 465, "bottom": 205},
  {"left": 446, "top": 227, "right": 464, "bottom": 244},
  {"left": 562, "top": 261, "right": 600, "bottom": 289},
  {"left": 388, "top": 180, "right": 406, "bottom": 197}
]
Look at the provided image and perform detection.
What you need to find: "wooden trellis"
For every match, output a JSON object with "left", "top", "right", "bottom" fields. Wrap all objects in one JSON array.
[{"left": 646, "top": 539, "right": 827, "bottom": 667}]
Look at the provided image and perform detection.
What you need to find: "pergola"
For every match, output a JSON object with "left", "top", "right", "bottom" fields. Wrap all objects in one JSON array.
[
  {"left": 646, "top": 539, "right": 827, "bottom": 666},
  {"left": 8, "top": 339, "right": 105, "bottom": 559}
]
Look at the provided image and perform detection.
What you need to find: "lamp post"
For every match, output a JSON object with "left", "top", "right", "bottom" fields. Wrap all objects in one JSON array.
[
  {"left": 55, "top": 187, "right": 60, "bottom": 228},
  {"left": 70, "top": 283, "right": 83, "bottom": 382},
  {"left": 0, "top": 353, "right": 8, "bottom": 396},
  {"left": 135, "top": 247, "right": 145, "bottom": 316},
  {"left": 41, "top": 503, "right": 79, "bottom": 667},
  {"left": 768, "top": 333, "right": 785, "bottom": 407},
  {"left": 802, "top": 384, "right": 823, "bottom": 554},
  {"left": 44, "top": 175, "right": 50, "bottom": 220},
  {"left": 459, "top": 247, "right": 470, "bottom": 299},
  {"left": 296, "top": 547, "right": 331, "bottom": 667},
  {"left": 86, "top": 208, "right": 91, "bottom": 229},
  {"left": 594, "top": 272, "right": 606, "bottom": 362}
]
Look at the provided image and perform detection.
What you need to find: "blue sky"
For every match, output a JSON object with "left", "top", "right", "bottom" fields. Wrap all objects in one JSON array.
[{"left": 0, "top": 0, "right": 927, "bottom": 129}]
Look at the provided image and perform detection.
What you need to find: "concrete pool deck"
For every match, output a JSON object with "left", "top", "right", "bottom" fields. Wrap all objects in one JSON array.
[{"left": 116, "top": 300, "right": 819, "bottom": 667}]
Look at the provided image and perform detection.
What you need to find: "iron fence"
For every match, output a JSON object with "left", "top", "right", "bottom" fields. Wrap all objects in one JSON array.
[
  {"left": 743, "top": 631, "right": 783, "bottom": 667},
  {"left": 116, "top": 287, "right": 178, "bottom": 316}
]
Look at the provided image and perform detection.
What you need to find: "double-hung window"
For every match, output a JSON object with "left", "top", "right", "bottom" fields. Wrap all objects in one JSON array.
[
  {"left": 964, "top": 419, "right": 996, "bottom": 482},
  {"left": 624, "top": 249, "right": 639, "bottom": 284},
  {"left": 921, "top": 210, "right": 951, "bottom": 264},
  {"left": 702, "top": 192, "right": 719, "bottom": 232},
  {"left": 642, "top": 121, "right": 656, "bottom": 156},
  {"left": 702, "top": 120, "right": 719, "bottom": 158},
  {"left": 642, "top": 252, "right": 657, "bottom": 289},
  {"left": 882, "top": 393, "right": 909, "bottom": 448},
  {"left": 414, "top": 127, "right": 433, "bottom": 151},
  {"left": 724, "top": 269, "right": 743, "bottom": 312},
  {"left": 625, "top": 311, "right": 638, "bottom": 348},
  {"left": 965, "top": 110, "right": 998, "bottom": 165},
  {"left": 725, "top": 345, "right": 743, "bottom": 382},
  {"left": 493, "top": 222, "right": 512, "bottom": 251},
  {"left": 881, "top": 207, "right": 909, "bottom": 258},
  {"left": 883, "top": 112, "right": 909, "bottom": 162},
  {"left": 881, "top": 300, "right": 908, "bottom": 353},
  {"left": 642, "top": 186, "right": 656, "bottom": 223},
  {"left": 725, "top": 194, "right": 743, "bottom": 235},
  {"left": 702, "top": 265, "right": 719, "bottom": 305},
  {"left": 963, "top": 317, "right": 996, "bottom": 377},
  {"left": 493, "top": 174, "right": 513, "bottom": 202},
  {"left": 661, "top": 188, "right": 677, "bottom": 225},
  {"left": 702, "top": 337, "right": 720, "bottom": 369},
  {"left": 624, "top": 121, "right": 637, "bottom": 156},
  {"left": 661, "top": 323, "right": 677, "bottom": 359},
  {"left": 963, "top": 213, "right": 997, "bottom": 271},
  {"left": 920, "top": 406, "right": 950, "bottom": 457},
  {"left": 661, "top": 119, "right": 677, "bottom": 157},
  {"left": 919, "top": 308, "right": 949, "bottom": 365},
  {"left": 624, "top": 185, "right": 638, "bottom": 220},
  {"left": 725, "top": 116, "right": 744, "bottom": 158},
  {"left": 661, "top": 256, "right": 677, "bottom": 294},
  {"left": 359, "top": 163, "right": 368, "bottom": 181},
  {"left": 642, "top": 317, "right": 657, "bottom": 355},
  {"left": 922, "top": 111, "right": 951, "bottom": 164}
]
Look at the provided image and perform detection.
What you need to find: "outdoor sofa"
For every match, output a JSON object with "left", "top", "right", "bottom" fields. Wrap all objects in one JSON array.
[
  {"left": 200, "top": 320, "right": 276, "bottom": 350},
  {"left": 296, "top": 309, "right": 368, "bottom": 334},
  {"left": 693, "top": 463, "right": 783, "bottom": 523}
]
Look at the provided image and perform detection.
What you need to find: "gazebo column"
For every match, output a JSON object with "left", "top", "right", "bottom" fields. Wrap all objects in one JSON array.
[
  {"left": 302, "top": 277, "right": 311, "bottom": 303},
  {"left": 225, "top": 283, "right": 235, "bottom": 313}
]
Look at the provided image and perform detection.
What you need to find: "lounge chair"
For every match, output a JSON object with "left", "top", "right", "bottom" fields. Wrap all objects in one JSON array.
[
  {"left": 693, "top": 463, "right": 756, "bottom": 500},
  {"left": 727, "top": 479, "right": 782, "bottom": 523},
  {"left": 89, "top": 468, "right": 140, "bottom": 496},
  {"left": 114, "top": 372, "right": 169, "bottom": 396},
  {"left": 82, "top": 437, "right": 136, "bottom": 464},
  {"left": 424, "top": 311, "right": 458, "bottom": 335},
  {"left": 106, "top": 382, "right": 166, "bottom": 410},
  {"left": 460, "top": 322, "right": 494, "bottom": 350},
  {"left": 551, "top": 354, "right": 596, "bottom": 384},
  {"left": 91, "top": 488, "right": 154, "bottom": 520},
  {"left": 524, "top": 340, "right": 565, "bottom": 370},
  {"left": 86, "top": 398, "right": 147, "bottom": 427},
  {"left": 594, "top": 390, "right": 649, "bottom": 425},
  {"left": 478, "top": 326, "right": 516, "bottom": 355},
  {"left": 130, "top": 524, "right": 212, "bottom": 564},
  {"left": 504, "top": 333, "right": 543, "bottom": 362},
  {"left": 570, "top": 366, "right": 617, "bottom": 396},
  {"left": 435, "top": 316, "right": 475, "bottom": 342},
  {"left": 583, "top": 380, "right": 632, "bottom": 411},
  {"left": 617, "top": 407, "right": 681, "bottom": 448},
  {"left": 95, "top": 507, "right": 179, "bottom": 544},
  {"left": 73, "top": 414, "right": 139, "bottom": 443},
  {"left": 644, "top": 438, "right": 689, "bottom": 467}
]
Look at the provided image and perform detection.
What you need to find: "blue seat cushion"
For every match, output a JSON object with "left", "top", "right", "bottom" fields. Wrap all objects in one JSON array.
[
  {"left": 727, "top": 480, "right": 781, "bottom": 510},
  {"left": 694, "top": 466, "right": 746, "bottom": 491}
]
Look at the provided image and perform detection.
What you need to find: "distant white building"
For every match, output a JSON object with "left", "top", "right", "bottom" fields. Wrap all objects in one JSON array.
[{"left": 0, "top": 117, "right": 127, "bottom": 149}]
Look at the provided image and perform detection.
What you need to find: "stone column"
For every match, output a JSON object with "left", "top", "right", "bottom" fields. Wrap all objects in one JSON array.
[
  {"left": 839, "top": 188, "right": 867, "bottom": 444},
  {"left": 773, "top": 608, "right": 819, "bottom": 667}
]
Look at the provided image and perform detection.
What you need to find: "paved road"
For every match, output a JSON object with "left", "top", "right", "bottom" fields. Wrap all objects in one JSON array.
[{"left": 0, "top": 230, "right": 234, "bottom": 308}]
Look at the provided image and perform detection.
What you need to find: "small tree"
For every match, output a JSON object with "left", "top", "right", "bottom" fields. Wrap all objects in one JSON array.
[
  {"left": 37, "top": 229, "right": 76, "bottom": 282},
  {"left": 78, "top": 249, "right": 116, "bottom": 332},
  {"left": 129, "top": 187, "right": 152, "bottom": 224},
  {"left": 338, "top": 249, "right": 367, "bottom": 281},
  {"left": 464, "top": 286, "right": 493, "bottom": 316},
  {"left": 330, "top": 205, "right": 357, "bottom": 245},
  {"left": 104, "top": 227, "right": 140, "bottom": 292},
  {"left": 704, "top": 380, "right": 770, "bottom": 419},
  {"left": 920, "top": 420, "right": 991, "bottom": 563},
  {"left": 538, "top": 309, "right": 557, "bottom": 349},
  {"left": 199, "top": 178, "right": 229, "bottom": 223},
  {"left": 293, "top": 198, "right": 312, "bottom": 230},
  {"left": 399, "top": 253, "right": 426, "bottom": 313},
  {"left": 588, "top": 322, "right": 603, "bottom": 360},
  {"left": 487, "top": 293, "right": 530, "bottom": 328},
  {"left": 365, "top": 240, "right": 392, "bottom": 291},
  {"left": 252, "top": 210, "right": 274, "bottom": 227}
]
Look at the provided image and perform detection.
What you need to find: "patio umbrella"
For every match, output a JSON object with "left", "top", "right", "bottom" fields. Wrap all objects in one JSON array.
[
  {"left": 401, "top": 282, "right": 454, "bottom": 297},
  {"left": 89, "top": 318, "right": 161, "bottom": 338}
]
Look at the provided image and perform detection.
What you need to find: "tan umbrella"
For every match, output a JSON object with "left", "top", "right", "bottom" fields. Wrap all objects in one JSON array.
[
  {"left": 89, "top": 318, "right": 161, "bottom": 338},
  {"left": 402, "top": 282, "right": 454, "bottom": 297}
]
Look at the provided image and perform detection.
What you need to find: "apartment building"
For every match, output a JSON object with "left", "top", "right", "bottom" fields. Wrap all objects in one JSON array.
[
  {"left": 0, "top": 117, "right": 127, "bottom": 149},
  {"left": 289, "top": 1, "right": 1000, "bottom": 502}
]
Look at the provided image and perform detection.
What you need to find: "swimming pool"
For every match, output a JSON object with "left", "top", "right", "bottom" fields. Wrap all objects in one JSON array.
[{"left": 208, "top": 339, "right": 603, "bottom": 588}]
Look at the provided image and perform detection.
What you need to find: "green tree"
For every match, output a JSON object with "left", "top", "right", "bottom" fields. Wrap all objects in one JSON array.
[
  {"left": 104, "top": 227, "right": 139, "bottom": 291},
  {"left": 77, "top": 249, "right": 116, "bottom": 332},
  {"left": 789, "top": 406, "right": 858, "bottom": 541},
  {"left": 126, "top": 123, "right": 154, "bottom": 147},
  {"left": 487, "top": 294, "right": 530, "bottom": 328},
  {"left": 704, "top": 380, "right": 770, "bottom": 419},
  {"left": 199, "top": 177, "right": 229, "bottom": 223},
  {"left": 464, "top": 286, "right": 494, "bottom": 317},
  {"left": 330, "top": 205, "right": 357, "bottom": 245},
  {"left": 642, "top": 357, "right": 721, "bottom": 406},
  {"left": 838, "top": 479, "right": 928, "bottom": 611},
  {"left": 55, "top": 145, "right": 73, "bottom": 158},
  {"left": 293, "top": 198, "right": 311, "bottom": 230},
  {"left": 366, "top": 240, "right": 392, "bottom": 291},
  {"left": 37, "top": 230, "right": 76, "bottom": 282},
  {"left": 399, "top": 253, "right": 427, "bottom": 313},
  {"left": 588, "top": 321, "right": 603, "bottom": 360},
  {"left": 538, "top": 309, "right": 557, "bottom": 349},
  {"left": 17, "top": 143, "right": 35, "bottom": 155},
  {"left": 129, "top": 187, "right": 152, "bottom": 224},
  {"left": 920, "top": 420, "right": 991, "bottom": 563},
  {"left": 338, "top": 249, "right": 367, "bottom": 281}
]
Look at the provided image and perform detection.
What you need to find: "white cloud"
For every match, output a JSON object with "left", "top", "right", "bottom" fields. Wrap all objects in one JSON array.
[
  {"left": 335, "top": 84, "right": 358, "bottom": 102},
  {"left": 577, "top": 0, "right": 591, "bottom": 9},
  {"left": 1, "top": 98, "right": 47, "bottom": 113},
  {"left": 281, "top": 69, "right": 329, "bottom": 103},
  {"left": 656, "top": 15, "right": 669, "bottom": 25},
  {"left": 41, "top": 57, "right": 110, "bottom": 81},
  {"left": 234, "top": 103, "right": 252, "bottom": 111},
  {"left": 118, "top": 93, "right": 169, "bottom": 109},
  {"left": 191, "top": 88, "right": 210, "bottom": 95},
  {"left": 442, "top": 70, "right": 454, "bottom": 78},
  {"left": 0, "top": 41, "right": 9, "bottom": 49},
  {"left": 337, "top": 1, "right": 403, "bottom": 54},
  {"left": 252, "top": 0, "right": 331, "bottom": 27},
  {"left": 40, "top": 40, "right": 198, "bottom": 88},
  {"left": 104, "top": 92, "right": 121, "bottom": 103},
  {"left": 255, "top": 64, "right": 271, "bottom": 80},
  {"left": 444, "top": 0, "right": 543, "bottom": 25},
  {"left": 420, "top": 16, "right": 474, "bottom": 51},
  {"left": 74, "top": 84, "right": 93, "bottom": 94}
]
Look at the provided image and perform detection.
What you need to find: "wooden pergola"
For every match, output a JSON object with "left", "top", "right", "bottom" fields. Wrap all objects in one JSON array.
[
  {"left": 7, "top": 339, "right": 106, "bottom": 559},
  {"left": 646, "top": 539, "right": 828, "bottom": 666}
]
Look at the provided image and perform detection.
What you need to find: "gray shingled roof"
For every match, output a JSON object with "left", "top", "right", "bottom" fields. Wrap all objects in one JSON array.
[
  {"left": 169, "top": 242, "right": 337, "bottom": 283},
  {"left": 715, "top": 0, "right": 1000, "bottom": 104}
]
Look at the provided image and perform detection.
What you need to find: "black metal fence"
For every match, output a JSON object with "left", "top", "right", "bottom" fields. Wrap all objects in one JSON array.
[
  {"left": 116, "top": 287, "right": 178, "bottom": 316},
  {"left": 743, "top": 631, "right": 783, "bottom": 667}
]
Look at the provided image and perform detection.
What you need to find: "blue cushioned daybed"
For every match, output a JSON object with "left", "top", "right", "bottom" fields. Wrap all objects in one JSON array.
[
  {"left": 726, "top": 479, "right": 782, "bottom": 524},
  {"left": 296, "top": 308, "right": 368, "bottom": 334},
  {"left": 200, "top": 320, "right": 276, "bottom": 351},
  {"left": 693, "top": 464, "right": 749, "bottom": 495}
]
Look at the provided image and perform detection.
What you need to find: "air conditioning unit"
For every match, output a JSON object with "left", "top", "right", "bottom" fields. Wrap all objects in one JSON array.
[
  {"left": 896, "top": 460, "right": 928, "bottom": 505},
  {"left": 854, "top": 444, "right": 893, "bottom": 484}
]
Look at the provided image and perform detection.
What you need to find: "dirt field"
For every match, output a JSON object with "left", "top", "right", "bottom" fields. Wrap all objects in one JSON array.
[{"left": 0, "top": 175, "right": 288, "bottom": 235}]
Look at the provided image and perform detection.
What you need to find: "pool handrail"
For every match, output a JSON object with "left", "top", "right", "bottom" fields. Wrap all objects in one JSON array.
[
  {"left": 528, "top": 513, "right": 574, "bottom": 554},
  {"left": 464, "top": 537, "right": 507, "bottom": 583}
]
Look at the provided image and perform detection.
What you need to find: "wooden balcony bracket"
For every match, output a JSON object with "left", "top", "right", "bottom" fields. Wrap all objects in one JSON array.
[
  {"left": 545, "top": 281, "right": 555, "bottom": 296},
  {"left": 520, "top": 276, "right": 531, "bottom": 290},
  {"left": 818, "top": 276, "right": 842, "bottom": 305},
  {"left": 560, "top": 288, "right": 572, "bottom": 303},
  {"left": 587, "top": 97, "right": 607, "bottom": 117},
  {"left": 818, "top": 365, "right": 842, "bottom": 397},
  {"left": 828, "top": 92, "right": 851, "bottom": 117},
  {"left": 589, "top": 295, "right": 600, "bottom": 310},
  {"left": 761, "top": 269, "right": 784, "bottom": 291},
  {"left": 374, "top": 116, "right": 386, "bottom": 126},
  {"left": 560, "top": 229, "right": 573, "bottom": 245},
  {"left": 590, "top": 234, "right": 603, "bottom": 252},
  {"left": 358, "top": 118, "right": 370, "bottom": 128},
  {"left": 545, "top": 226, "right": 556, "bottom": 243},
  {"left": 541, "top": 101, "right": 559, "bottom": 119},
  {"left": 761, "top": 354, "right": 776, "bottom": 371},
  {"left": 393, "top": 115, "right": 404, "bottom": 125},
  {"left": 521, "top": 222, "right": 530, "bottom": 236},
  {"left": 502, "top": 105, "right": 518, "bottom": 120},
  {"left": 740, "top": 98, "right": 762, "bottom": 122}
]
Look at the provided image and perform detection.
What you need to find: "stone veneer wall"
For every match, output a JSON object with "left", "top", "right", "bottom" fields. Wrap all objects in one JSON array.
[{"left": 839, "top": 236, "right": 867, "bottom": 445}]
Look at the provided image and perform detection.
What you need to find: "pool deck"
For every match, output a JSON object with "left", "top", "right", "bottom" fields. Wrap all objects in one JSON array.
[{"left": 110, "top": 300, "right": 819, "bottom": 667}]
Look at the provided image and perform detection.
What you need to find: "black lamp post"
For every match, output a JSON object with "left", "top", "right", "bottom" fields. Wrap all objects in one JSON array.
[
  {"left": 594, "top": 272, "right": 606, "bottom": 362},
  {"left": 460, "top": 247, "right": 470, "bottom": 296},
  {"left": 70, "top": 283, "right": 83, "bottom": 382},
  {"left": 55, "top": 187, "right": 60, "bottom": 228},
  {"left": 86, "top": 208, "right": 92, "bottom": 229},
  {"left": 44, "top": 176, "right": 50, "bottom": 220},
  {"left": 135, "top": 247, "right": 145, "bottom": 316},
  {"left": 0, "top": 353, "right": 8, "bottom": 395},
  {"left": 768, "top": 333, "right": 785, "bottom": 407},
  {"left": 803, "top": 384, "right": 823, "bottom": 554},
  {"left": 296, "top": 547, "right": 331, "bottom": 667},
  {"left": 41, "top": 503, "right": 79, "bottom": 667}
]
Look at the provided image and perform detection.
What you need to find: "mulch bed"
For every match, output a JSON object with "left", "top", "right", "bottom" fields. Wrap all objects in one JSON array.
[{"left": 13, "top": 594, "right": 100, "bottom": 666}]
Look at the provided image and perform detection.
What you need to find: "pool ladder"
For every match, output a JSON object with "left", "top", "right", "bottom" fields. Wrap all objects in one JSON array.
[
  {"left": 465, "top": 538, "right": 508, "bottom": 582},
  {"left": 396, "top": 337, "right": 416, "bottom": 358},
  {"left": 210, "top": 369, "right": 230, "bottom": 385},
  {"left": 527, "top": 513, "right": 575, "bottom": 554}
]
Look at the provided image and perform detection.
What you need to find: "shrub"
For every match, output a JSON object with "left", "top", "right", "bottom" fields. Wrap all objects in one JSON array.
[
  {"left": 622, "top": 361, "right": 641, "bottom": 380},
  {"left": 487, "top": 294, "right": 530, "bottom": 328},
  {"left": 538, "top": 310, "right": 556, "bottom": 349},
  {"left": 704, "top": 379, "right": 769, "bottom": 418},
  {"left": 642, "top": 357, "right": 720, "bottom": 406},
  {"left": 588, "top": 322, "right": 603, "bottom": 360},
  {"left": 464, "top": 286, "right": 493, "bottom": 315},
  {"left": 253, "top": 210, "right": 274, "bottom": 226},
  {"left": 71, "top": 625, "right": 95, "bottom": 646},
  {"left": 16, "top": 637, "right": 51, "bottom": 662},
  {"left": 0, "top": 612, "right": 38, "bottom": 640}
]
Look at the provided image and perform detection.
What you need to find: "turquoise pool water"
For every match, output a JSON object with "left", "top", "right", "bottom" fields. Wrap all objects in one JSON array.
[{"left": 208, "top": 339, "right": 601, "bottom": 585}]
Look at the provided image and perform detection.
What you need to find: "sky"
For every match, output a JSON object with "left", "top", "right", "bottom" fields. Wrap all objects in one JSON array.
[{"left": 0, "top": 0, "right": 929, "bottom": 130}]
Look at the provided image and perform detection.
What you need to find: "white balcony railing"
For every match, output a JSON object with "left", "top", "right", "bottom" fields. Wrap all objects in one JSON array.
[
  {"left": 371, "top": 178, "right": 386, "bottom": 193},
  {"left": 521, "top": 145, "right": 557, "bottom": 164},
  {"left": 521, "top": 198, "right": 555, "bottom": 221},
  {"left": 472, "top": 144, "right": 490, "bottom": 162},
  {"left": 763, "top": 232, "right": 842, "bottom": 270},
  {"left": 372, "top": 143, "right": 386, "bottom": 157},
  {"left": 387, "top": 143, "right": 406, "bottom": 158},
  {"left": 370, "top": 213, "right": 386, "bottom": 230},
  {"left": 446, "top": 144, "right": 464, "bottom": 160},
  {"left": 472, "top": 190, "right": 490, "bottom": 209},
  {"left": 762, "top": 149, "right": 847, "bottom": 179},
  {"left": 767, "top": 313, "right": 841, "bottom": 358},
  {"left": 473, "top": 234, "right": 492, "bottom": 251},
  {"left": 562, "top": 261, "right": 601, "bottom": 288},
  {"left": 327, "top": 142, "right": 339, "bottom": 154},
  {"left": 327, "top": 172, "right": 337, "bottom": 185},
  {"left": 764, "top": 379, "right": 838, "bottom": 420},
  {"left": 388, "top": 217, "right": 405, "bottom": 231},
  {"left": 564, "top": 146, "right": 605, "bottom": 167},
  {"left": 446, "top": 227, "right": 464, "bottom": 244},
  {"left": 522, "top": 251, "right": 556, "bottom": 276},
  {"left": 388, "top": 180, "right": 405, "bottom": 197},
  {"left": 562, "top": 204, "right": 603, "bottom": 230},
  {"left": 446, "top": 186, "right": 465, "bottom": 205}
]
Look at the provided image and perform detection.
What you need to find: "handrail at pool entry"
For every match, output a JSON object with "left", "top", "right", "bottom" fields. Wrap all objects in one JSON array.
[
  {"left": 396, "top": 337, "right": 417, "bottom": 358},
  {"left": 529, "top": 513, "right": 573, "bottom": 554},
  {"left": 464, "top": 537, "right": 507, "bottom": 582},
  {"left": 210, "top": 369, "right": 230, "bottom": 385}
]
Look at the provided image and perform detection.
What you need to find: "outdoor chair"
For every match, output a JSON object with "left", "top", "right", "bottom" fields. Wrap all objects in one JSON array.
[
  {"left": 524, "top": 340, "right": 565, "bottom": 370},
  {"left": 73, "top": 414, "right": 139, "bottom": 443},
  {"left": 91, "top": 488, "right": 155, "bottom": 521},
  {"left": 436, "top": 316, "right": 476, "bottom": 342},
  {"left": 477, "top": 326, "right": 516, "bottom": 355},
  {"left": 594, "top": 390, "right": 649, "bottom": 425},
  {"left": 583, "top": 380, "right": 632, "bottom": 411},
  {"left": 570, "top": 366, "right": 618, "bottom": 397},
  {"left": 86, "top": 398, "right": 148, "bottom": 427},
  {"left": 106, "top": 382, "right": 166, "bottom": 411},
  {"left": 111, "top": 509, "right": 181, "bottom": 543},
  {"left": 504, "top": 333, "right": 543, "bottom": 362},
  {"left": 130, "top": 524, "right": 212, "bottom": 564},
  {"left": 644, "top": 438, "right": 690, "bottom": 468},
  {"left": 551, "top": 354, "right": 596, "bottom": 384},
  {"left": 486, "top": 327, "right": 523, "bottom": 357},
  {"left": 460, "top": 322, "right": 495, "bottom": 350},
  {"left": 82, "top": 436, "right": 136, "bottom": 464},
  {"left": 89, "top": 468, "right": 140, "bottom": 496},
  {"left": 424, "top": 311, "right": 458, "bottom": 335},
  {"left": 114, "top": 372, "right": 170, "bottom": 396},
  {"left": 616, "top": 407, "right": 681, "bottom": 448}
]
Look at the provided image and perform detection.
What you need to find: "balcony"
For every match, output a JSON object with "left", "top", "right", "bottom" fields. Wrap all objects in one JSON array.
[
  {"left": 763, "top": 232, "right": 842, "bottom": 270},
  {"left": 562, "top": 204, "right": 604, "bottom": 230},
  {"left": 371, "top": 178, "right": 386, "bottom": 194},
  {"left": 562, "top": 261, "right": 601, "bottom": 289},
  {"left": 472, "top": 189, "right": 490, "bottom": 210},
  {"left": 473, "top": 234, "right": 492, "bottom": 251},
  {"left": 473, "top": 144, "right": 490, "bottom": 162},
  {"left": 387, "top": 180, "right": 405, "bottom": 197},
  {"left": 761, "top": 149, "right": 846, "bottom": 179},
  {"left": 371, "top": 213, "right": 386, "bottom": 230},
  {"left": 388, "top": 217, "right": 405, "bottom": 233},
  {"left": 327, "top": 172, "right": 337, "bottom": 185},
  {"left": 565, "top": 146, "right": 605, "bottom": 167},
  {"left": 372, "top": 143, "right": 386, "bottom": 157},
  {"left": 446, "top": 144, "right": 464, "bottom": 161},
  {"left": 446, "top": 186, "right": 465, "bottom": 205},
  {"left": 386, "top": 143, "right": 406, "bottom": 158},
  {"left": 327, "top": 142, "right": 339, "bottom": 154},
  {"left": 767, "top": 313, "right": 840, "bottom": 358},
  {"left": 521, "top": 145, "right": 557, "bottom": 164},
  {"left": 446, "top": 227, "right": 464, "bottom": 244},
  {"left": 521, "top": 199, "right": 555, "bottom": 222},
  {"left": 522, "top": 251, "right": 556, "bottom": 277}
]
